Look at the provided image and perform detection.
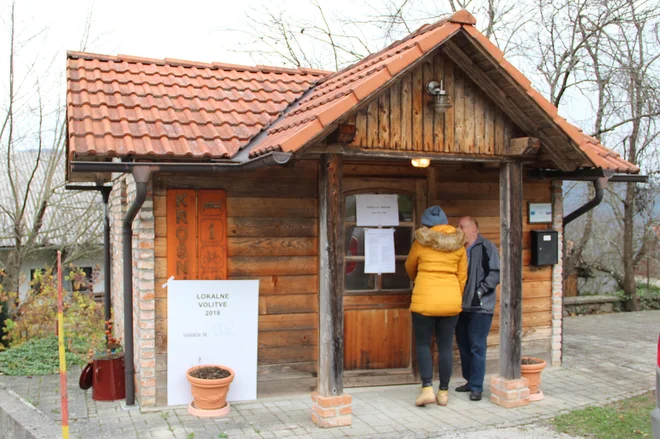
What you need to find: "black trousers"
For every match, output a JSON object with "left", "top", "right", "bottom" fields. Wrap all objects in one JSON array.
[{"left": 412, "top": 312, "right": 459, "bottom": 390}]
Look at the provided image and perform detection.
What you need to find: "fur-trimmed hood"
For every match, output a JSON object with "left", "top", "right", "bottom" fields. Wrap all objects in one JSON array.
[{"left": 415, "top": 225, "right": 466, "bottom": 252}]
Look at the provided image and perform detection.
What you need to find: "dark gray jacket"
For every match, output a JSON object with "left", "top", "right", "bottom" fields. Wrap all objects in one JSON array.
[{"left": 462, "top": 235, "right": 500, "bottom": 314}]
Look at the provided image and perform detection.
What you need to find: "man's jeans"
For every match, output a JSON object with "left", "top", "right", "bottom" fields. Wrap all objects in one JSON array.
[{"left": 455, "top": 311, "right": 493, "bottom": 393}]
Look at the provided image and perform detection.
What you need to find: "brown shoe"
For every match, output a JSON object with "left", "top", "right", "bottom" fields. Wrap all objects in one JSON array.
[
  {"left": 415, "top": 386, "right": 435, "bottom": 406},
  {"left": 436, "top": 389, "right": 448, "bottom": 406}
]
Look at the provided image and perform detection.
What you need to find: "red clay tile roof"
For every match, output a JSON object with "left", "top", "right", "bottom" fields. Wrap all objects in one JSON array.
[
  {"left": 66, "top": 52, "right": 327, "bottom": 159},
  {"left": 243, "top": 12, "right": 639, "bottom": 174},
  {"left": 65, "top": 10, "right": 639, "bottom": 174},
  {"left": 248, "top": 19, "right": 462, "bottom": 157}
]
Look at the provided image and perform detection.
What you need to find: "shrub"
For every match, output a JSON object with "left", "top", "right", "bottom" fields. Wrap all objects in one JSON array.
[
  {"left": 615, "top": 283, "right": 660, "bottom": 310},
  {"left": 1, "top": 267, "right": 104, "bottom": 351}
]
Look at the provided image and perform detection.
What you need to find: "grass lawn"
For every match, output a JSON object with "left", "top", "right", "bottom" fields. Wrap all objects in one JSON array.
[{"left": 552, "top": 390, "right": 656, "bottom": 438}]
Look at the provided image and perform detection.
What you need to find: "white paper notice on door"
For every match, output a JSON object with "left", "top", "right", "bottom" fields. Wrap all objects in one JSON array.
[
  {"left": 356, "top": 194, "right": 400, "bottom": 227},
  {"left": 364, "top": 228, "right": 396, "bottom": 274}
]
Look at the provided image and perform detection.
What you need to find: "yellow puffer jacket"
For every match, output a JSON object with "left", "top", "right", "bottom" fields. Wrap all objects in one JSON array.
[{"left": 405, "top": 225, "right": 468, "bottom": 317}]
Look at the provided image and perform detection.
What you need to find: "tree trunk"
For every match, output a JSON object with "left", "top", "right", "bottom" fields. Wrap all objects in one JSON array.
[
  {"left": 0, "top": 248, "right": 21, "bottom": 347},
  {"left": 2, "top": 249, "right": 21, "bottom": 297},
  {"left": 623, "top": 182, "right": 639, "bottom": 311}
]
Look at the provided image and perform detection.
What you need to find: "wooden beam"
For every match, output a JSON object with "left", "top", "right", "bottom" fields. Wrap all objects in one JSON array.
[
  {"left": 442, "top": 40, "right": 573, "bottom": 171},
  {"left": 507, "top": 137, "right": 540, "bottom": 156},
  {"left": 499, "top": 161, "right": 523, "bottom": 380},
  {"left": 327, "top": 124, "right": 357, "bottom": 144},
  {"left": 318, "top": 154, "right": 345, "bottom": 396},
  {"left": 426, "top": 167, "right": 437, "bottom": 207},
  {"left": 308, "top": 144, "right": 530, "bottom": 164}
]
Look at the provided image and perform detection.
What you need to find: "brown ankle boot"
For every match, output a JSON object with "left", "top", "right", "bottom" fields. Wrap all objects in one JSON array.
[
  {"left": 415, "top": 386, "right": 435, "bottom": 406},
  {"left": 436, "top": 389, "right": 448, "bottom": 406}
]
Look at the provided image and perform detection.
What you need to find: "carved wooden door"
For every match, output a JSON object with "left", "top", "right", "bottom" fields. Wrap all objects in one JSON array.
[{"left": 166, "top": 189, "right": 228, "bottom": 280}]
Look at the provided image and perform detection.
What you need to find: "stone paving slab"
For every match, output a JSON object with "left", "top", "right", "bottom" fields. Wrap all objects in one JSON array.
[{"left": 1, "top": 310, "right": 658, "bottom": 438}]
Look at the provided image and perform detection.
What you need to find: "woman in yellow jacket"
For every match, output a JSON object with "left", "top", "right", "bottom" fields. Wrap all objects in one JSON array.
[{"left": 405, "top": 205, "right": 467, "bottom": 407}]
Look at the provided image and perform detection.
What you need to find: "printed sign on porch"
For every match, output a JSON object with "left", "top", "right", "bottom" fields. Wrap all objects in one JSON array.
[
  {"left": 167, "top": 280, "right": 259, "bottom": 406},
  {"left": 364, "top": 228, "right": 396, "bottom": 274},
  {"left": 355, "top": 194, "right": 400, "bottom": 227}
]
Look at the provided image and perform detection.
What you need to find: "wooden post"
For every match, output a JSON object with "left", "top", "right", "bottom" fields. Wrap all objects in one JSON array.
[
  {"left": 318, "top": 154, "right": 344, "bottom": 396},
  {"left": 499, "top": 161, "right": 523, "bottom": 380},
  {"left": 426, "top": 167, "right": 437, "bottom": 208}
]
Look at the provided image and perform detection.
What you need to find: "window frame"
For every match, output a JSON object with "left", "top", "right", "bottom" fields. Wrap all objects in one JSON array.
[{"left": 343, "top": 189, "right": 416, "bottom": 296}]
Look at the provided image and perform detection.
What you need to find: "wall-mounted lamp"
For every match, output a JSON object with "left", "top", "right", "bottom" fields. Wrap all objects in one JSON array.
[
  {"left": 426, "top": 80, "right": 452, "bottom": 113},
  {"left": 411, "top": 158, "right": 431, "bottom": 168}
]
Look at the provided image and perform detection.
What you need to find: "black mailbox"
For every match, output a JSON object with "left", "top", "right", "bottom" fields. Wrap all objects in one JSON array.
[{"left": 530, "top": 230, "right": 558, "bottom": 266}]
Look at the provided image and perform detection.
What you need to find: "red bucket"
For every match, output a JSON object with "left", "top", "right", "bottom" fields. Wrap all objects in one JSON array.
[{"left": 92, "top": 355, "right": 126, "bottom": 401}]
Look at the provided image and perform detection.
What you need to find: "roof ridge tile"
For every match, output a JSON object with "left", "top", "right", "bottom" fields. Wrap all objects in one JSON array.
[{"left": 67, "top": 52, "right": 329, "bottom": 79}]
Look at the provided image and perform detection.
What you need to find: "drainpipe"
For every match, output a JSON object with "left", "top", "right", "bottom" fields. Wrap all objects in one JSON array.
[
  {"left": 563, "top": 177, "right": 608, "bottom": 228},
  {"left": 64, "top": 185, "right": 113, "bottom": 328},
  {"left": 123, "top": 166, "right": 152, "bottom": 407},
  {"left": 100, "top": 187, "right": 112, "bottom": 324}
]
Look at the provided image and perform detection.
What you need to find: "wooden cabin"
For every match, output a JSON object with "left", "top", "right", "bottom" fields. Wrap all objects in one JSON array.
[{"left": 65, "top": 9, "right": 639, "bottom": 425}]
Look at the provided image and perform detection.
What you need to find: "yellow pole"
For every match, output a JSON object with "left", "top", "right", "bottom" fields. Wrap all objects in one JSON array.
[{"left": 57, "top": 251, "right": 69, "bottom": 439}]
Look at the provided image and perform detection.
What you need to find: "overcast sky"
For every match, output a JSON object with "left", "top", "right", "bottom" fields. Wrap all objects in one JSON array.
[
  {"left": 0, "top": 0, "right": 604, "bottom": 147},
  {"left": 3, "top": 0, "right": 376, "bottom": 69}
]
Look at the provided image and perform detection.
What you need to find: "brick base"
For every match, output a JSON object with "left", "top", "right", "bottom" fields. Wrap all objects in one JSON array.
[
  {"left": 311, "top": 392, "right": 352, "bottom": 428},
  {"left": 489, "top": 375, "right": 530, "bottom": 408}
]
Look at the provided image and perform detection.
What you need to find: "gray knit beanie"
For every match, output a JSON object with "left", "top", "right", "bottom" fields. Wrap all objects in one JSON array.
[{"left": 421, "top": 205, "right": 448, "bottom": 227}]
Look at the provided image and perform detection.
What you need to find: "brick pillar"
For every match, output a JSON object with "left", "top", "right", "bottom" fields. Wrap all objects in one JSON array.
[
  {"left": 311, "top": 392, "right": 352, "bottom": 428},
  {"left": 110, "top": 173, "right": 157, "bottom": 407},
  {"left": 489, "top": 376, "right": 530, "bottom": 408},
  {"left": 132, "top": 178, "right": 156, "bottom": 407},
  {"left": 109, "top": 176, "right": 128, "bottom": 339},
  {"left": 551, "top": 180, "right": 563, "bottom": 366}
]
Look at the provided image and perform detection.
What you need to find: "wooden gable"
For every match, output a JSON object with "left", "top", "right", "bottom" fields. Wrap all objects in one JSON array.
[{"left": 343, "top": 49, "right": 525, "bottom": 156}]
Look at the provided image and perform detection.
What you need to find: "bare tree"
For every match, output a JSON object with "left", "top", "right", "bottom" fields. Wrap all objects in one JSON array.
[
  {"left": 226, "top": 0, "right": 530, "bottom": 71},
  {"left": 604, "top": 1, "right": 660, "bottom": 310},
  {"left": 562, "top": 1, "right": 660, "bottom": 308},
  {"left": 0, "top": 2, "right": 103, "bottom": 297}
]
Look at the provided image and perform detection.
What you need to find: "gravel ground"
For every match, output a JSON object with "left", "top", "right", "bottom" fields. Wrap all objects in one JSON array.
[{"left": 439, "top": 425, "right": 582, "bottom": 438}]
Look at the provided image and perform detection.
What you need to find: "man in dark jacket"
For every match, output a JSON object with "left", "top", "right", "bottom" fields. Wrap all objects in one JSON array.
[{"left": 455, "top": 216, "right": 500, "bottom": 401}]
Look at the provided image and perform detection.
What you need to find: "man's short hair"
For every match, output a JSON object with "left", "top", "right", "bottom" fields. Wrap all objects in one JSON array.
[{"left": 463, "top": 216, "right": 479, "bottom": 229}]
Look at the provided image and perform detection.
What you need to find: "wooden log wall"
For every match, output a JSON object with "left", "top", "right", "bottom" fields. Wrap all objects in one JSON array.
[
  {"left": 150, "top": 159, "right": 553, "bottom": 401},
  {"left": 342, "top": 162, "right": 554, "bottom": 379},
  {"left": 152, "top": 161, "right": 320, "bottom": 404},
  {"left": 346, "top": 50, "right": 524, "bottom": 155},
  {"left": 431, "top": 165, "right": 554, "bottom": 360}
]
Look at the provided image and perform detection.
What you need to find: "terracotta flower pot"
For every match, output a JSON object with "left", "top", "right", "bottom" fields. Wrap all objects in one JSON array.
[
  {"left": 520, "top": 356, "right": 546, "bottom": 395},
  {"left": 186, "top": 365, "right": 235, "bottom": 410}
]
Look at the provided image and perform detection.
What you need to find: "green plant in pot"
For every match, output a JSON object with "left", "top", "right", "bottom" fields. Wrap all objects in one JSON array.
[
  {"left": 521, "top": 356, "right": 546, "bottom": 401},
  {"left": 186, "top": 364, "right": 235, "bottom": 416}
]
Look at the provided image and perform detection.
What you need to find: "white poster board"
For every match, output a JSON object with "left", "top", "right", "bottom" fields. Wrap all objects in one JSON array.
[
  {"left": 356, "top": 194, "right": 400, "bottom": 227},
  {"left": 364, "top": 228, "right": 396, "bottom": 274},
  {"left": 167, "top": 280, "right": 259, "bottom": 406}
]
